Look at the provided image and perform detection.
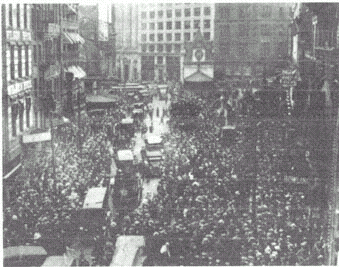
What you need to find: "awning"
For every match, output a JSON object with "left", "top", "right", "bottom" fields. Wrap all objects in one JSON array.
[
  {"left": 185, "top": 71, "right": 213, "bottom": 82},
  {"left": 63, "top": 32, "right": 85, "bottom": 44},
  {"left": 86, "top": 95, "right": 117, "bottom": 103},
  {"left": 66, "top": 65, "right": 86, "bottom": 79}
]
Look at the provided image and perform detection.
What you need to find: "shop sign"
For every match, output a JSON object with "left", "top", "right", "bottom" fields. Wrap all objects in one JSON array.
[
  {"left": 284, "top": 175, "right": 308, "bottom": 184},
  {"left": 22, "top": 31, "right": 32, "bottom": 41},
  {"left": 281, "top": 69, "right": 297, "bottom": 87},
  {"left": 8, "top": 82, "right": 25, "bottom": 96},
  {"left": 23, "top": 131, "right": 51, "bottom": 143},
  {"left": 6, "top": 30, "right": 21, "bottom": 41},
  {"left": 23, "top": 80, "right": 32, "bottom": 90},
  {"left": 47, "top": 23, "right": 61, "bottom": 37}
]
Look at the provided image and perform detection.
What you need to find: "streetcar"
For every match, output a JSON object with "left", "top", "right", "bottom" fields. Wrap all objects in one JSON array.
[{"left": 114, "top": 150, "right": 142, "bottom": 210}]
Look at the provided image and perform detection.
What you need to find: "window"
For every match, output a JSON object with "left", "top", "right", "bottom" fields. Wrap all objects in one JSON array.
[
  {"left": 18, "top": 46, "right": 22, "bottom": 77},
  {"left": 261, "top": 42, "right": 270, "bottom": 57},
  {"left": 184, "top": 20, "right": 190, "bottom": 29},
  {"left": 261, "top": 5, "right": 271, "bottom": 18},
  {"left": 158, "top": 10, "right": 163, "bottom": 18},
  {"left": 184, "top": 32, "right": 190, "bottom": 41},
  {"left": 141, "top": 44, "right": 147, "bottom": 52},
  {"left": 261, "top": 24, "right": 270, "bottom": 36},
  {"left": 149, "top": 44, "right": 155, "bottom": 52},
  {"left": 10, "top": 46, "right": 15, "bottom": 80},
  {"left": 166, "top": 44, "right": 172, "bottom": 53},
  {"left": 194, "top": 7, "right": 200, "bottom": 16},
  {"left": 17, "top": 4, "right": 20, "bottom": 28},
  {"left": 219, "top": 25, "right": 230, "bottom": 42},
  {"left": 167, "top": 21, "right": 172, "bottom": 30},
  {"left": 204, "top": 32, "right": 210, "bottom": 40},
  {"left": 142, "top": 23, "right": 147, "bottom": 30},
  {"left": 278, "top": 24, "right": 285, "bottom": 36},
  {"left": 26, "top": 98, "right": 30, "bottom": 128},
  {"left": 175, "top": 21, "right": 181, "bottom": 29},
  {"left": 238, "top": 43, "right": 248, "bottom": 56},
  {"left": 239, "top": 24, "right": 249, "bottom": 37},
  {"left": 149, "top": 34, "right": 155, "bottom": 42},
  {"left": 219, "top": 7, "right": 230, "bottom": 20},
  {"left": 167, "top": 10, "right": 172, "bottom": 18},
  {"left": 158, "top": 22, "right": 163, "bottom": 30},
  {"left": 238, "top": 7, "right": 246, "bottom": 19},
  {"left": 279, "top": 7, "right": 284, "bottom": 19},
  {"left": 24, "top": 4, "right": 27, "bottom": 28},
  {"left": 150, "top": 11, "right": 155, "bottom": 19},
  {"left": 19, "top": 102, "right": 23, "bottom": 132},
  {"left": 150, "top": 23, "right": 155, "bottom": 30},
  {"left": 175, "top": 33, "right": 181, "bottom": 41},
  {"left": 204, "top": 20, "right": 210, "bottom": 29},
  {"left": 194, "top": 20, "right": 200, "bottom": 29},
  {"left": 25, "top": 46, "right": 29, "bottom": 76},
  {"left": 184, "top": 8, "right": 191, "bottom": 17},
  {"left": 175, "top": 9, "right": 181, "bottom": 17},
  {"left": 141, "top": 11, "right": 146, "bottom": 19},
  {"left": 158, "top": 44, "right": 163, "bottom": 52},
  {"left": 175, "top": 44, "right": 181, "bottom": 53},
  {"left": 158, "top": 33, "right": 163, "bottom": 41},
  {"left": 33, "top": 45, "right": 37, "bottom": 63},
  {"left": 158, "top": 56, "right": 163, "bottom": 64},
  {"left": 204, "top": 6, "right": 211, "bottom": 16},
  {"left": 142, "top": 34, "right": 146, "bottom": 42},
  {"left": 9, "top": 4, "right": 13, "bottom": 27},
  {"left": 220, "top": 43, "right": 230, "bottom": 58},
  {"left": 12, "top": 105, "right": 17, "bottom": 136},
  {"left": 166, "top": 33, "right": 172, "bottom": 41}
]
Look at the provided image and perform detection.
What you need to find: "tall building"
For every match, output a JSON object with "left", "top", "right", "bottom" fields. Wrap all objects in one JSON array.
[
  {"left": 138, "top": 3, "right": 214, "bottom": 83},
  {"left": 2, "top": 4, "right": 35, "bottom": 184},
  {"left": 79, "top": 4, "right": 116, "bottom": 93},
  {"left": 214, "top": 3, "right": 291, "bottom": 85},
  {"left": 115, "top": 3, "right": 140, "bottom": 83}
]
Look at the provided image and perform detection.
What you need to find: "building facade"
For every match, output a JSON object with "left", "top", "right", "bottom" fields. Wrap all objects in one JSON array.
[
  {"left": 2, "top": 4, "right": 35, "bottom": 183},
  {"left": 138, "top": 3, "right": 214, "bottom": 83},
  {"left": 214, "top": 3, "right": 291, "bottom": 85},
  {"left": 115, "top": 3, "right": 140, "bottom": 83}
]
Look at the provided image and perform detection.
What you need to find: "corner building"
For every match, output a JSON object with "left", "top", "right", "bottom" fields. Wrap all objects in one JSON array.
[{"left": 139, "top": 3, "right": 214, "bottom": 83}]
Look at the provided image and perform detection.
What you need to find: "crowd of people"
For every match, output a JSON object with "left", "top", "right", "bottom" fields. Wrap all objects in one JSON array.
[
  {"left": 3, "top": 91, "right": 135, "bottom": 256},
  {"left": 118, "top": 88, "right": 328, "bottom": 266},
  {"left": 3, "top": 82, "right": 330, "bottom": 266}
]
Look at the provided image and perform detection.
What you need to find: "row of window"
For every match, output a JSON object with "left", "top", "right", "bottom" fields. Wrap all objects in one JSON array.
[
  {"left": 142, "top": 20, "right": 210, "bottom": 31},
  {"left": 219, "top": 41, "right": 286, "bottom": 58},
  {"left": 141, "top": 32, "right": 211, "bottom": 42},
  {"left": 218, "top": 24, "right": 286, "bottom": 39},
  {"left": 141, "top": 43, "right": 183, "bottom": 53},
  {"left": 141, "top": 6, "right": 211, "bottom": 19},
  {"left": 218, "top": 5, "right": 285, "bottom": 20},
  {"left": 7, "top": 4, "right": 29, "bottom": 29},
  {"left": 10, "top": 99, "right": 32, "bottom": 137},
  {"left": 7, "top": 45, "right": 32, "bottom": 82}
]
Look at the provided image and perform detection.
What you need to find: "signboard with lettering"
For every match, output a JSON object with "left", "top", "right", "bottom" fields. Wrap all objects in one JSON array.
[
  {"left": 23, "top": 80, "right": 32, "bottom": 90},
  {"left": 47, "top": 23, "right": 61, "bottom": 37},
  {"left": 281, "top": 69, "right": 297, "bottom": 87},
  {"left": 6, "top": 30, "right": 21, "bottom": 41},
  {"left": 284, "top": 176, "right": 308, "bottom": 184},
  {"left": 22, "top": 31, "right": 32, "bottom": 41},
  {"left": 23, "top": 131, "right": 51, "bottom": 143}
]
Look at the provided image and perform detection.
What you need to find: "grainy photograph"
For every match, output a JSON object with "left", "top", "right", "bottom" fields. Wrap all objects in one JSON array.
[{"left": 2, "top": 2, "right": 339, "bottom": 266}]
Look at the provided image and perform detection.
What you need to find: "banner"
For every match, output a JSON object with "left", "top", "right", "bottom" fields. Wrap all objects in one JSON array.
[{"left": 23, "top": 131, "right": 51, "bottom": 143}]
